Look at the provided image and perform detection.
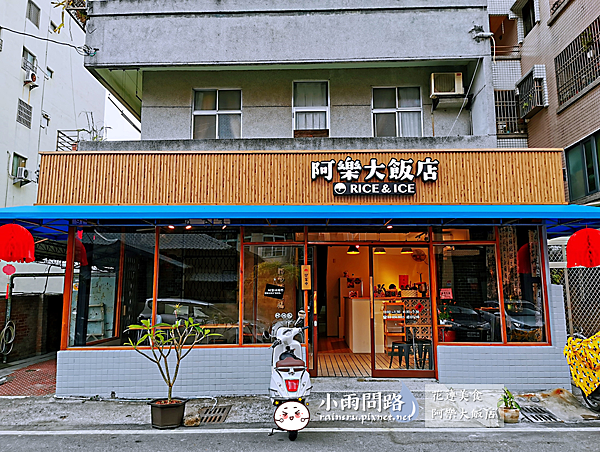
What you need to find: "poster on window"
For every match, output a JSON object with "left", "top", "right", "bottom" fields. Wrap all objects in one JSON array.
[{"left": 264, "top": 284, "right": 285, "bottom": 299}]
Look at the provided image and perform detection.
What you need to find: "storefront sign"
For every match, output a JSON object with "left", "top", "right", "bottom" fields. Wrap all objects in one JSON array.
[
  {"left": 264, "top": 284, "right": 285, "bottom": 299},
  {"left": 311, "top": 156, "right": 439, "bottom": 196},
  {"left": 440, "top": 288, "right": 453, "bottom": 299},
  {"left": 301, "top": 265, "right": 312, "bottom": 290}
]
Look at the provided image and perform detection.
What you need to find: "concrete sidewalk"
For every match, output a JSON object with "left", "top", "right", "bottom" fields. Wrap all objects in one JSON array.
[{"left": 0, "top": 377, "right": 598, "bottom": 430}]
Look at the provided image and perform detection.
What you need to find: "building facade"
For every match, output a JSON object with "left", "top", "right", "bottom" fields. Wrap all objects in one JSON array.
[
  {"left": 4, "top": 0, "right": 600, "bottom": 398},
  {"left": 0, "top": 0, "right": 105, "bottom": 208}
]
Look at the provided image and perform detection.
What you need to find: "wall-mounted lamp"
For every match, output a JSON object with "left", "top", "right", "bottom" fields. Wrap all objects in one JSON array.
[{"left": 374, "top": 247, "right": 386, "bottom": 255}]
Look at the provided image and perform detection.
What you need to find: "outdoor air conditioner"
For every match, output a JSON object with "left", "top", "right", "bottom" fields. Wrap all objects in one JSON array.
[
  {"left": 15, "top": 167, "right": 36, "bottom": 184},
  {"left": 430, "top": 72, "right": 464, "bottom": 96},
  {"left": 24, "top": 70, "right": 37, "bottom": 85}
]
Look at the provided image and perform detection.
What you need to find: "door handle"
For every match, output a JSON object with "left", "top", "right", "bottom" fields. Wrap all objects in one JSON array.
[{"left": 369, "top": 276, "right": 374, "bottom": 319}]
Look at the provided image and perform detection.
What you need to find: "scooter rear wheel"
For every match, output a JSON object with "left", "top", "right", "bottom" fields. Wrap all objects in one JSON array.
[
  {"left": 582, "top": 388, "right": 600, "bottom": 413},
  {"left": 288, "top": 431, "right": 298, "bottom": 441}
]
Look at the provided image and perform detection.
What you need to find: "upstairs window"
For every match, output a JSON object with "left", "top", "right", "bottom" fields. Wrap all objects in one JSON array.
[
  {"left": 22, "top": 48, "right": 36, "bottom": 73},
  {"left": 26, "top": 1, "right": 40, "bottom": 28},
  {"left": 372, "top": 87, "right": 422, "bottom": 137},
  {"left": 193, "top": 89, "right": 241, "bottom": 139},
  {"left": 293, "top": 81, "right": 329, "bottom": 137},
  {"left": 566, "top": 132, "right": 600, "bottom": 201},
  {"left": 11, "top": 154, "right": 27, "bottom": 177},
  {"left": 522, "top": 0, "right": 536, "bottom": 36}
]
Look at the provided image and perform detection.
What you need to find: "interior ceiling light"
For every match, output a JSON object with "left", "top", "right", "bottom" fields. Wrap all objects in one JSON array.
[
  {"left": 374, "top": 247, "right": 386, "bottom": 255},
  {"left": 386, "top": 224, "right": 393, "bottom": 229},
  {"left": 168, "top": 225, "right": 175, "bottom": 230},
  {"left": 185, "top": 224, "right": 192, "bottom": 230},
  {"left": 401, "top": 247, "right": 413, "bottom": 254},
  {"left": 347, "top": 245, "right": 360, "bottom": 255}
]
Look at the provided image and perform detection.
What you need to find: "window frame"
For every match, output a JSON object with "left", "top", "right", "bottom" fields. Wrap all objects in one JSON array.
[
  {"left": 22, "top": 47, "right": 36, "bottom": 73},
  {"left": 566, "top": 136, "right": 600, "bottom": 200},
  {"left": 371, "top": 86, "right": 423, "bottom": 138},
  {"left": 292, "top": 80, "right": 330, "bottom": 133},
  {"left": 522, "top": 0, "right": 537, "bottom": 37},
  {"left": 192, "top": 88, "right": 243, "bottom": 139},
  {"left": 11, "top": 153, "right": 27, "bottom": 177},
  {"left": 26, "top": 0, "right": 41, "bottom": 28}
]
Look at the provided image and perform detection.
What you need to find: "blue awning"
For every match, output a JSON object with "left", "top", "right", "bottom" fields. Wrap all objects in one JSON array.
[{"left": 0, "top": 204, "right": 599, "bottom": 237}]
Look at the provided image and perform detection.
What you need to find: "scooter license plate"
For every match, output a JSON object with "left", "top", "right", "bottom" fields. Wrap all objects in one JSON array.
[{"left": 274, "top": 401, "right": 310, "bottom": 431}]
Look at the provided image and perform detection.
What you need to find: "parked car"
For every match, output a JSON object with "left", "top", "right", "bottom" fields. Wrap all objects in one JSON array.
[
  {"left": 438, "top": 305, "right": 491, "bottom": 342},
  {"left": 138, "top": 298, "right": 267, "bottom": 344},
  {"left": 483, "top": 300, "right": 544, "bottom": 340}
]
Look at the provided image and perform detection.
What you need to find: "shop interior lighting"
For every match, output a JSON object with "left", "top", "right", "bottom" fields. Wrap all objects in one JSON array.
[
  {"left": 168, "top": 225, "right": 175, "bottom": 230},
  {"left": 400, "top": 247, "right": 413, "bottom": 254},
  {"left": 185, "top": 220, "right": 192, "bottom": 230},
  {"left": 347, "top": 245, "right": 360, "bottom": 255},
  {"left": 373, "top": 247, "right": 386, "bottom": 255},
  {"left": 386, "top": 225, "right": 393, "bottom": 229}
]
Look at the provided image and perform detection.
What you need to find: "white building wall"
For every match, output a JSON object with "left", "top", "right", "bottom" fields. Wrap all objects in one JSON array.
[{"left": 0, "top": 0, "right": 105, "bottom": 207}]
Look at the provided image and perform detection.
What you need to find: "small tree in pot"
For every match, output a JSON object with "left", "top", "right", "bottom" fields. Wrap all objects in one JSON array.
[{"left": 126, "top": 316, "right": 218, "bottom": 429}]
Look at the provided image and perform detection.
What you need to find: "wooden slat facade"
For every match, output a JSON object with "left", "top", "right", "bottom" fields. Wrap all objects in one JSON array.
[{"left": 37, "top": 149, "right": 566, "bottom": 205}]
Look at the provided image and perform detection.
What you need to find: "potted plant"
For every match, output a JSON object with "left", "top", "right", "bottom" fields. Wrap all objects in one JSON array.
[
  {"left": 437, "top": 307, "right": 456, "bottom": 342},
  {"left": 497, "top": 388, "right": 520, "bottom": 424},
  {"left": 126, "top": 317, "right": 217, "bottom": 429}
]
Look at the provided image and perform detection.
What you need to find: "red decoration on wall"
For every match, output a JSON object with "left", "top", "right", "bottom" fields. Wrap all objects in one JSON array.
[
  {"left": 0, "top": 224, "right": 35, "bottom": 263},
  {"left": 567, "top": 228, "right": 600, "bottom": 268},
  {"left": 2, "top": 264, "right": 16, "bottom": 276}
]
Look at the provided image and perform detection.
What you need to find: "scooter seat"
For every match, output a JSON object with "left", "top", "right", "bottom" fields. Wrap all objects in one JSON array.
[{"left": 276, "top": 357, "right": 305, "bottom": 368}]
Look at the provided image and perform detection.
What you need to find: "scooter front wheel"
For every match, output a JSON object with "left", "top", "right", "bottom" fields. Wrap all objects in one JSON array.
[{"left": 288, "top": 431, "right": 298, "bottom": 441}]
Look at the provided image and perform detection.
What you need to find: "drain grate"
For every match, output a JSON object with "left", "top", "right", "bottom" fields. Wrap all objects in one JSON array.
[
  {"left": 520, "top": 405, "right": 563, "bottom": 423},
  {"left": 195, "top": 405, "right": 232, "bottom": 424}
]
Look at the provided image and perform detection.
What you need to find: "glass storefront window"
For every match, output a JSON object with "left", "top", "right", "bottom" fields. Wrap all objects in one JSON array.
[
  {"left": 243, "top": 245, "right": 304, "bottom": 344},
  {"left": 243, "top": 227, "right": 304, "bottom": 243},
  {"left": 432, "top": 227, "right": 495, "bottom": 242},
  {"left": 156, "top": 227, "right": 240, "bottom": 345},
  {"left": 435, "top": 245, "right": 501, "bottom": 343},
  {"left": 499, "top": 226, "right": 546, "bottom": 342},
  {"left": 307, "top": 228, "right": 429, "bottom": 242},
  {"left": 70, "top": 228, "right": 155, "bottom": 346}
]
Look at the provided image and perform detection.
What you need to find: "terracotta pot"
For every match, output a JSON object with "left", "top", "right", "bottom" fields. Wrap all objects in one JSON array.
[
  {"left": 149, "top": 398, "right": 188, "bottom": 429},
  {"left": 498, "top": 407, "right": 520, "bottom": 424}
]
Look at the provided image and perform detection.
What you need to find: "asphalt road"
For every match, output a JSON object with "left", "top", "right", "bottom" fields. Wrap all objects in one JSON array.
[{"left": 0, "top": 427, "right": 599, "bottom": 452}]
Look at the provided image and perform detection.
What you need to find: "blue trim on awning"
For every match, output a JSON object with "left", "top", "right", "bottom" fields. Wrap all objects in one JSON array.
[{"left": 0, "top": 204, "right": 598, "bottom": 220}]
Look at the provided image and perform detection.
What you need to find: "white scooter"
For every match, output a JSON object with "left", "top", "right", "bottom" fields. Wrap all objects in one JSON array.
[{"left": 266, "top": 311, "right": 312, "bottom": 441}]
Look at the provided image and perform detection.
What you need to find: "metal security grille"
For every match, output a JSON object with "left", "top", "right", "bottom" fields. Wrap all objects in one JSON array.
[
  {"left": 517, "top": 72, "right": 545, "bottom": 119},
  {"left": 549, "top": 244, "right": 600, "bottom": 337},
  {"left": 494, "top": 90, "right": 526, "bottom": 135},
  {"left": 520, "top": 405, "right": 563, "bottom": 423},
  {"left": 16, "top": 99, "right": 32, "bottom": 129},
  {"left": 555, "top": 15, "right": 600, "bottom": 106}
]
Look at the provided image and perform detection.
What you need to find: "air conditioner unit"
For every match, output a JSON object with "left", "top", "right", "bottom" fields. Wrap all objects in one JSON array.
[
  {"left": 430, "top": 72, "right": 464, "bottom": 96},
  {"left": 15, "top": 167, "right": 36, "bottom": 185},
  {"left": 24, "top": 70, "right": 37, "bottom": 84}
]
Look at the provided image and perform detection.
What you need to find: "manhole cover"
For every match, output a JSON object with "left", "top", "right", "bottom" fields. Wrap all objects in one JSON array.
[
  {"left": 190, "top": 405, "right": 232, "bottom": 425},
  {"left": 520, "top": 405, "right": 563, "bottom": 423}
]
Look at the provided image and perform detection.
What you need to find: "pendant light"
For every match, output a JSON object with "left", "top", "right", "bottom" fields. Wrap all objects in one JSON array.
[
  {"left": 373, "top": 247, "right": 386, "bottom": 255},
  {"left": 400, "top": 247, "right": 413, "bottom": 254},
  {"left": 347, "top": 245, "right": 360, "bottom": 255}
]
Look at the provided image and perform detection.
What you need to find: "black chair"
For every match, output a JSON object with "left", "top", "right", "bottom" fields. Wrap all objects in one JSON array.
[{"left": 389, "top": 341, "right": 412, "bottom": 369}]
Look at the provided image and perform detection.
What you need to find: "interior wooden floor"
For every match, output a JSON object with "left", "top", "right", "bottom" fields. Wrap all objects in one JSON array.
[{"left": 317, "top": 337, "right": 427, "bottom": 377}]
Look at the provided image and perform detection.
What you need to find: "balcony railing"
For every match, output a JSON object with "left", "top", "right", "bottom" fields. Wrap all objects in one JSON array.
[
  {"left": 65, "top": 0, "right": 87, "bottom": 31},
  {"left": 494, "top": 90, "right": 527, "bottom": 135},
  {"left": 56, "top": 130, "right": 81, "bottom": 152},
  {"left": 492, "top": 45, "right": 521, "bottom": 59},
  {"left": 517, "top": 72, "right": 545, "bottom": 119},
  {"left": 555, "top": 15, "right": 600, "bottom": 106}
]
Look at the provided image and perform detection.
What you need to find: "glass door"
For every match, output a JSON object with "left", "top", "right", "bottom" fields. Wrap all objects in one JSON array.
[{"left": 371, "top": 246, "right": 435, "bottom": 377}]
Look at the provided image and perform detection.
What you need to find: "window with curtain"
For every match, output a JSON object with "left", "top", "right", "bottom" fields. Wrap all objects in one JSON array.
[
  {"left": 193, "top": 89, "right": 242, "bottom": 139},
  {"left": 293, "top": 81, "right": 329, "bottom": 131},
  {"left": 372, "top": 87, "right": 422, "bottom": 137}
]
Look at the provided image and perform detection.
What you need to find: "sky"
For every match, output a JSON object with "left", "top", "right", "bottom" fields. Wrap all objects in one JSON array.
[{"left": 103, "top": 92, "right": 141, "bottom": 141}]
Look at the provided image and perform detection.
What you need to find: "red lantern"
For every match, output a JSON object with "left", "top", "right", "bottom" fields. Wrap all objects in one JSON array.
[
  {"left": 517, "top": 243, "right": 531, "bottom": 274},
  {"left": 74, "top": 238, "right": 88, "bottom": 266},
  {"left": 0, "top": 224, "right": 35, "bottom": 263},
  {"left": 567, "top": 228, "right": 600, "bottom": 268}
]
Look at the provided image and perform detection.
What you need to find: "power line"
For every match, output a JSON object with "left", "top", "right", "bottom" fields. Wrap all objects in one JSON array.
[{"left": 0, "top": 25, "right": 98, "bottom": 56}]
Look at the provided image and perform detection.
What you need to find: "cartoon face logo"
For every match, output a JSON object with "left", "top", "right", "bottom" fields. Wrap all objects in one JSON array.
[
  {"left": 274, "top": 401, "right": 310, "bottom": 431},
  {"left": 333, "top": 183, "right": 347, "bottom": 195}
]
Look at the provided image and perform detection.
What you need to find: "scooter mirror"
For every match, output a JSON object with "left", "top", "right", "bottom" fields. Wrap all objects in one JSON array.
[{"left": 262, "top": 330, "right": 271, "bottom": 340}]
